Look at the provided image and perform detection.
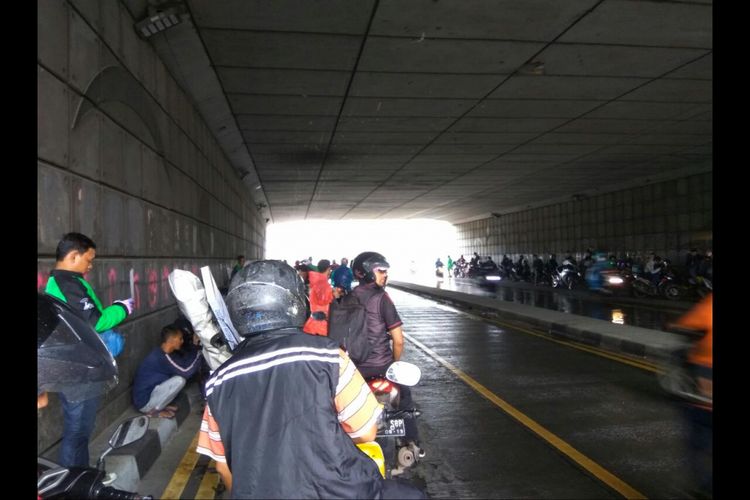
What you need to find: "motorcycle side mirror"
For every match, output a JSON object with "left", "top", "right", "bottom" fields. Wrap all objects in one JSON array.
[
  {"left": 385, "top": 361, "right": 421, "bottom": 387},
  {"left": 96, "top": 415, "right": 150, "bottom": 469}
]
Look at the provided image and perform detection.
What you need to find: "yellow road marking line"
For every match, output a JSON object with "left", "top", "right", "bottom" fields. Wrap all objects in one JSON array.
[
  {"left": 493, "top": 319, "right": 660, "bottom": 373},
  {"left": 161, "top": 431, "right": 200, "bottom": 500},
  {"left": 443, "top": 304, "right": 661, "bottom": 373},
  {"left": 196, "top": 459, "right": 219, "bottom": 499},
  {"left": 404, "top": 332, "right": 648, "bottom": 500}
]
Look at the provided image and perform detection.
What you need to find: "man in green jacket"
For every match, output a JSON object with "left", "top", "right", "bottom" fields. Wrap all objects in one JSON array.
[
  {"left": 44, "top": 232, "right": 133, "bottom": 471},
  {"left": 45, "top": 233, "right": 132, "bottom": 332}
]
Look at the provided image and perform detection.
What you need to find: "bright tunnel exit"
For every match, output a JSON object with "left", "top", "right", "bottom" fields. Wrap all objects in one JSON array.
[{"left": 266, "top": 219, "right": 458, "bottom": 281}]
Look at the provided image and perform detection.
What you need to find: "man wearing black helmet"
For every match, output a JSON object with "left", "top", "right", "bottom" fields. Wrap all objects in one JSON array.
[
  {"left": 351, "top": 251, "right": 423, "bottom": 458},
  {"left": 196, "top": 260, "right": 425, "bottom": 499}
]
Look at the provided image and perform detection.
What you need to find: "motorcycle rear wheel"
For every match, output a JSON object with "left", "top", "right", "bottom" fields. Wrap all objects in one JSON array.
[{"left": 397, "top": 446, "right": 416, "bottom": 468}]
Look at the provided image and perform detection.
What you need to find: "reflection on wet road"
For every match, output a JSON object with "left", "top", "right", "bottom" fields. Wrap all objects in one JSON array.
[
  {"left": 402, "top": 276, "right": 689, "bottom": 332},
  {"left": 389, "top": 289, "right": 693, "bottom": 499}
]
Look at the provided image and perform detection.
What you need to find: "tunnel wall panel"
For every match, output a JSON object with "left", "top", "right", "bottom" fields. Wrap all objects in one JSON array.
[{"left": 38, "top": 1, "right": 266, "bottom": 455}]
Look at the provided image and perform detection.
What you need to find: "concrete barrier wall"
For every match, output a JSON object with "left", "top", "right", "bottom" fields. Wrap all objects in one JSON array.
[
  {"left": 455, "top": 171, "right": 712, "bottom": 265},
  {"left": 37, "top": 1, "right": 265, "bottom": 454}
]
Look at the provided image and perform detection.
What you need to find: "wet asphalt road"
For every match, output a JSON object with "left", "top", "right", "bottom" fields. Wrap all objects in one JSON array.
[
  {"left": 390, "top": 289, "right": 694, "bottom": 499},
  {"left": 405, "top": 275, "right": 691, "bottom": 332},
  {"left": 140, "top": 287, "right": 699, "bottom": 499}
]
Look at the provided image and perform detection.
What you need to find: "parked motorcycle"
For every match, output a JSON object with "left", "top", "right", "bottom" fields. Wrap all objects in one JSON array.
[
  {"left": 453, "top": 261, "right": 469, "bottom": 278},
  {"left": 358, "top": 361, "right": 422, "bottom": 478},
  {"left": 38, "top": 415, "right": 153, "bottom": 499},
  {"left": 632, "top": 270, "right": 681, "bottom": 300},
  {"left": 552, "top": 264, "right": 584, "bottom": 290}
]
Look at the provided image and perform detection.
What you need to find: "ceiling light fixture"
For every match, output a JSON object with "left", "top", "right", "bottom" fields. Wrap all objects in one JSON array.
[{"left": 135, "top": 5, "right": 185, "bottom": 39}]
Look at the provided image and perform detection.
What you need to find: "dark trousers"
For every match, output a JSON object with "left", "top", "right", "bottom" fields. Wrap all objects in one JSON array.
[
  {"left": 682, "top": 403, "right": 712, "bottom": 495},
  {"left": 382, "top": 478, "right": 428, "bottom": 499},
  {"left": 359, "top": 364, "right": 420, "bottom": 443},
  {"left": 59, "top": 393, "right": 101, "bottom": 467}
]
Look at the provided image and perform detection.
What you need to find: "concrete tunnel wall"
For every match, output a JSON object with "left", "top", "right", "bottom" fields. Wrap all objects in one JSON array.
[
  {"left": 456, "top": 171, "right": 712, "bottom": 266},
  {"left": 37, "top": 1, "right": 266, "bottom": 454}
]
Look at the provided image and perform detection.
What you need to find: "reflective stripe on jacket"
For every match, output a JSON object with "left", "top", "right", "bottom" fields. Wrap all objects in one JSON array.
[{"left": 206, "top": 329, "right": 383, "bottom": 499}]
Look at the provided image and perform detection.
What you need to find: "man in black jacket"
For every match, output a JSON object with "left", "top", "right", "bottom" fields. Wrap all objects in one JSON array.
[{"left": 196, "top": 260, "right": 425, "bottom": 499}]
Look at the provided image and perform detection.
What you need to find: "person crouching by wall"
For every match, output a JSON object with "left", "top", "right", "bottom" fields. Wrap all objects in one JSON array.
[{"left": 132, "top": 324, "right": 202, "bottom": 418}]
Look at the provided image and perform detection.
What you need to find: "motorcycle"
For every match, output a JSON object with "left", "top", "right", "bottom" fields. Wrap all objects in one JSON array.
[
  {"left": 357, "top": 361, "right": 422, "bottom": 478},
  {"left": 38, "top": 416, "right": 153, "bottom": 500},
  {"left": 453, "top": 261, "right": 469, "bottom": 278},
  {"left": 467, "top": 260, "right": 503, "bottom": 287},
  {"left": 631, "top": 269, "right": 681, "bottom": 300},
  {"left": 597, "top": 269, "right": 634, "bottom": 296},
  {"left": 552, "top": 263, "right": 584, "bottom": 290}
]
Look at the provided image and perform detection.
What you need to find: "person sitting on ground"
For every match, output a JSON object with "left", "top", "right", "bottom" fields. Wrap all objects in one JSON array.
[{"left": 132, "top": 324, "right": 202, "bottom": 418}]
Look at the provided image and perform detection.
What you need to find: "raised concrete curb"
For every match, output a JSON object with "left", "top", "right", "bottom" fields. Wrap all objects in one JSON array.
[
  {"left": 88, "top": 384, "right": 202, "bottom": 493},
  {"left": 390, "top": 281, "right": 688, "bottom": 362}
]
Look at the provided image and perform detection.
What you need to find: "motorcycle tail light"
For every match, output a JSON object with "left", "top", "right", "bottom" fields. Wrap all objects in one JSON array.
[{"left": 368, "top": 378, "right": 396, "bottom": 394}]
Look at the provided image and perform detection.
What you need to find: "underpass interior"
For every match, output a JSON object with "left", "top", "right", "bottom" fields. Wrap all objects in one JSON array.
[
  {"left": 123, "top": 289, "right": 694, "bottom": 499},
  {"left": 37, "top": 1, "right": 712, "bottom": 497}
]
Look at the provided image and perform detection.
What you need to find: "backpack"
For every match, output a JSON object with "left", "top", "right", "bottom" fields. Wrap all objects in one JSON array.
[{"left": 327, "top": 289, "right": 383, "bottom": 364}]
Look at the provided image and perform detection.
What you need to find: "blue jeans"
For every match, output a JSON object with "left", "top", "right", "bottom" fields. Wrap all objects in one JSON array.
[{"left": 59, "top": 393, "right": 101, "bottom": 467}]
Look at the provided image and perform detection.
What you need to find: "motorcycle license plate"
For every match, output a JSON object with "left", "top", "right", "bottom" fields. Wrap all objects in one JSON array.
[{"left": 378, "top": 418, "right": 406, "bottom": 437}]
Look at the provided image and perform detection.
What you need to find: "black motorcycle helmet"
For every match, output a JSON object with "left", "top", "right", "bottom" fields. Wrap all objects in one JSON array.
[
  {"left": 38, "top": 293, "right": 118, "bottom": 402},
  {"left": 225, "top": 260, "right": 308, "bottom": 336},
  {"left": 352, "top": 251, "right": 390, "bottom": 284}
]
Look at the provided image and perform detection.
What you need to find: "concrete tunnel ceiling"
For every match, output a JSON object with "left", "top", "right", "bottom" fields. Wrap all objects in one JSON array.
[{"left": 138, "top": 0, "right": 712, "bottom": 224}]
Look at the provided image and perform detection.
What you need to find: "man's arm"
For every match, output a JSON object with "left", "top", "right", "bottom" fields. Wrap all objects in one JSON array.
[
  {"left": 389, "top": 325, "right": 404, "bottom": 361},
  {"left": 165, "top": 350, "right": 202, "bottom": 378},
  {"left": 380, "top": 292, "right": 404, "bottom": 360},
  {"left": 335, "top": 349, "right": 383, "bottom": 443}
]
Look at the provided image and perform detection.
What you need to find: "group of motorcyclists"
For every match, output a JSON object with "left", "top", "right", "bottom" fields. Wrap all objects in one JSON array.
[{"left": 439, "top": 248, "right": 713, "bottom": 300}]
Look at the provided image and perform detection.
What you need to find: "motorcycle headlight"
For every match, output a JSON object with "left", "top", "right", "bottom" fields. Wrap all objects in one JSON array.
[
  {"left": 486, "top": 276, "right": 501, "bottom": 281},
  {"left": 607, "top": 276, "right": 624, "bottom": 284}
]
